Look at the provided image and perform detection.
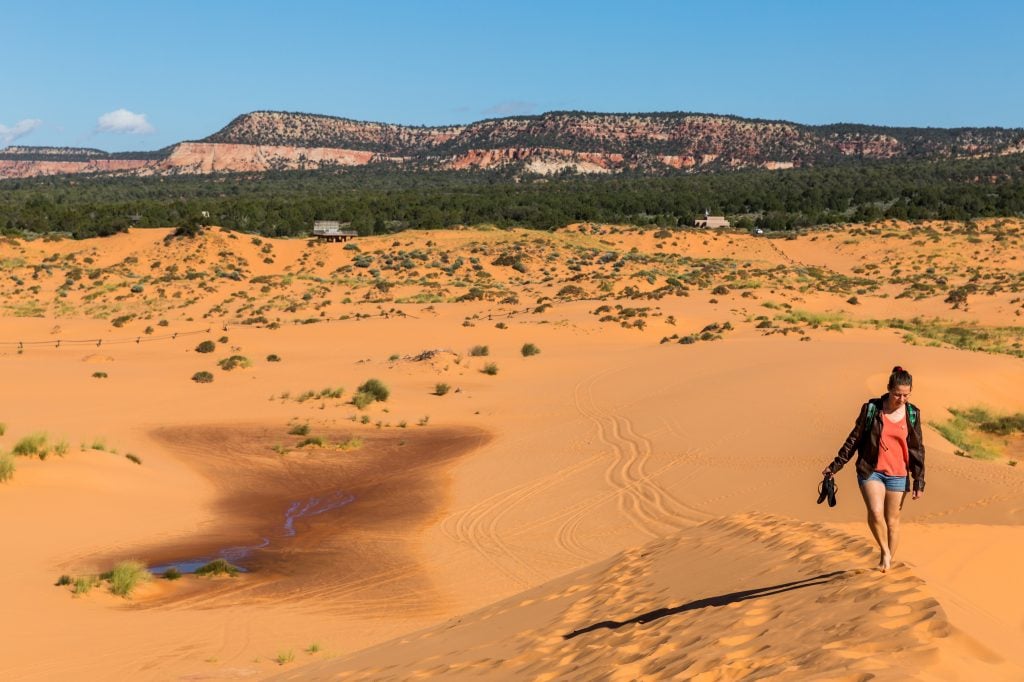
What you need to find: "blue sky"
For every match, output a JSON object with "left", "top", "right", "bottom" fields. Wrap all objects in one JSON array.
[{"left": 2, "top": 0, "right": 1022, "bottom": 151}]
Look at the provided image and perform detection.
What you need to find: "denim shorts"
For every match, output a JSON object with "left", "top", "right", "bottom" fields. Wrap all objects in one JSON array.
[{"left": 859, "top": 471, "right": 909, "bottom": 493}]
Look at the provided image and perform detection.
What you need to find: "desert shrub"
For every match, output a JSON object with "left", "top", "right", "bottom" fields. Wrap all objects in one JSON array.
[
  {"left": 195, "top": 340, "right": 216, "bottom": 353},
  {"left": 482, "top": 363, "right": 499, "bottom": 375},
  {"left": 266, "top": 354, "right": 281, "bottom": 362},
  {"left": 125, "top": 453, "right": 142, "bottom": 465},
  {"left": 847, "top": 296, "right": 860, "bottom": 305},
  {"left": 105, "top": 560, "right": 151, "bottom": 597},
  {"left": 163, "top": 567, "right": 182, "bottom": 581},
  {"left": 469, "top": 345, "right": 489, "bottom": 357},
  {"left": 352, "top": 391, "right": 374, "bottom": 410},
  {"left": 316, "top": 387, "right": 344, "bottom": 399},
  {"left": 192, "top": 371, "right": 214, "bottom": 383},
  {"left": 952, "top": 407, "right": 1024, "bottom": 436},
  {"left": 0, "top": 453, "right": 13, "bottom": 482},
  {"left": 288, "top": 423, "right": 310, "bottom": 436},
  {"left": 218, "top": 355, "right": 251, "bottom": 371},
  {"left": 931, "top": 413, "right": 1000, "bottom": 460},
  {"left": 13, "top": 433, "right": 48, "bottom": 459},
  {"left": 521, "top": 343, "right": 541, "bottom": 357},
  {"left": 195, "top": 558, "right": 239, "bottom": 577},
  {"left": 0, "top": 423, "right": 6, "bottom": 436},
  {"left": 92, "top": 371, "right": 108, "bottom": 379},
  {"left": 55, "top": 574, "right": 72, "bottom": 586},
  {"left": 337, "top": 436, "right": 363, "bottom": 450},
  {"left": 218, "top": 336, "right": 229, "bottom": 344},
  {"left": 556, "top": 285, "right": 585, "bottom": 298},
  {"left": 73, "top": 576, "right": 94, "bottom": 595},
  {"left": 435, "top": 382, "right": 451, "bottom": 396},
  {"left": 357, "top": 379, "right": 389, "bottom": 402},
  {"left": 297, "top": 436, "right": 325, "bottom": 448}
]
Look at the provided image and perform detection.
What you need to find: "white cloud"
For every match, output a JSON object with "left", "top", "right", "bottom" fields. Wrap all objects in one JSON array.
[
  {"left": 0, "top": 118, "right": 43, "bottom": 145},
  {"left": 96, "top": 108, "right": 155, "bottom": 134},
  {"left": 482, "top": 101, "right": 538, "bottom": 116}
]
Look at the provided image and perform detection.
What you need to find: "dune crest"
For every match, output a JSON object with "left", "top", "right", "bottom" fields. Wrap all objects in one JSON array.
[{"left": 277, "top": 512, "right": 1016, "bottom": 681}]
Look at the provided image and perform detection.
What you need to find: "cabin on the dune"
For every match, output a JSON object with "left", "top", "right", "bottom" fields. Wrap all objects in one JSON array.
[
  {"left": 312, "top": 220, "right": 359, "bottom": 242},
  {"left": 693, "top": 210, "right": 730, "bottom": 228}
]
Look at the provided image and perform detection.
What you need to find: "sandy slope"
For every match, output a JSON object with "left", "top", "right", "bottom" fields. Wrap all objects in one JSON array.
[
  {"left": 277, "top": 514, "right": 1016, "bottom": 681},
  {"left": 1, "top": 221, "right": 1023, "bottom": 679}
]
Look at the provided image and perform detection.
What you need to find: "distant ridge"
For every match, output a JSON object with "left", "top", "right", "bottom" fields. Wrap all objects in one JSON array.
[{"left": 3, "top": 110, "right": 1023, "bottom": 179}]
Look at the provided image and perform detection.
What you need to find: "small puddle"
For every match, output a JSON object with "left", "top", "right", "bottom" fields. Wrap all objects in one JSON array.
[{"left": 150, "top": 491, "right": 356, "bottom": 575}]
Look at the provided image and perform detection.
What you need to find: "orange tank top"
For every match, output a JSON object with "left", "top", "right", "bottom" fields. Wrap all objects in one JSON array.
[{"left": 876, "top": 411, "right": 909, "bottom": 476}]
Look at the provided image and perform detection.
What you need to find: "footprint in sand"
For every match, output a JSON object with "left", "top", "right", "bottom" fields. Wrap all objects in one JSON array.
[
  {"left": 718, "top": 632, "right": 757, "bottom": 646},
  {"left": 741, "top": 613, "right": 773, "bottom": 626},
  {"left": 878, "top": 613, "right": 924, "bottom": 629},
  {"left": 877, "top": 604, "right": 913, "bottom": 617}
]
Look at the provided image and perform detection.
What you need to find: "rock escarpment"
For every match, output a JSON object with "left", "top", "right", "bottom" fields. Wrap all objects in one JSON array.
[{"left": 3, "top": 110, "right": 1023, "bottom": 179}]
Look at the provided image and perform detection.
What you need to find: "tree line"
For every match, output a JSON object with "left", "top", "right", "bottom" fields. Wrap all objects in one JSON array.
[{"left": 1, "top": 153, "right": 1023, "bottom": 239}]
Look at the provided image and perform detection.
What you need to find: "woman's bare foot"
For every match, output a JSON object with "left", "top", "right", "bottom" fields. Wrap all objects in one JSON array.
[{"left": 879, "top": 552, "right": 892, "bottom": 573}]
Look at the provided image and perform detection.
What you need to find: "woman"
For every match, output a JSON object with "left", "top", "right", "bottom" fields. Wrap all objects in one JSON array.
[{"left": 822, "top": 366, "right": 925, "bottom": 572}]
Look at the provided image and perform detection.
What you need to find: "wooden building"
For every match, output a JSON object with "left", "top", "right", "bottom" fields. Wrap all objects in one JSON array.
[{"left": 312, "top": 220, "right": 358, "bottom": 242}]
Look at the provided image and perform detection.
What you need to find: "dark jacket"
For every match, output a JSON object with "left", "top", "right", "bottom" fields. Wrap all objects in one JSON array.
[{"left": 827, "top": 395, "right": 926, "bottom": 492}]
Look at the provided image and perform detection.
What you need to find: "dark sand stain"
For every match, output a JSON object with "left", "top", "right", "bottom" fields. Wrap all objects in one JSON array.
[{"left": 100, "top": 423, "right": 490, "bottom": 614}]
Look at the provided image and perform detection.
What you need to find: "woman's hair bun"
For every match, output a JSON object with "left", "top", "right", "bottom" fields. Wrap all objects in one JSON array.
[{"left": 892, "top": 365, "right": 904, "bottom": 373}]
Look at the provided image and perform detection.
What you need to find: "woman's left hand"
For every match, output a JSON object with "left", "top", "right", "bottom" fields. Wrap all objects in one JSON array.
[{"left": 912, "top": 489, "right": 923, "bottom": 500}]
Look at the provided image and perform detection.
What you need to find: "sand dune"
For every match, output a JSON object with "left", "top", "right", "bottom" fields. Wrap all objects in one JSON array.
[
  {"left": 1, "top": 220, "right": 1023, "bottom": 679},
  {"left": 276, "top": 514, "right": 1015, "bottom": 681}
]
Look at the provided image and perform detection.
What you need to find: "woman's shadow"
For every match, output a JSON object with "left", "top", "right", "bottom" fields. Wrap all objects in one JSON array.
[{"left": 563, "top": 570, "right": 854, "bottom": 640}]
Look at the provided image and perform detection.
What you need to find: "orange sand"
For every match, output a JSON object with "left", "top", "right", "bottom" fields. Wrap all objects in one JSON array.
[{"left": 1, "top": 221, "right": 1022, "bottom": 680}]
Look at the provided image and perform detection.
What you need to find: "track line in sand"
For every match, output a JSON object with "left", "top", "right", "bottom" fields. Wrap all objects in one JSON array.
[{"left": 569, "top": 368, "right": 713, "bottom": 538}]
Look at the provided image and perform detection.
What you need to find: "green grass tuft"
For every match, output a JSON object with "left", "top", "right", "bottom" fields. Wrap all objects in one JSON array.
[
  {"left": 482, "top": 362, "right": 499, "bottom": 376},
  {"left": 469, "top": 345, "right": 489, "bottom": 357},
  {"left": 195, "top": 558, "right": 240, "bottom": 577},
  {"left": 0, "top": 453, "right": 15, "bottom": 482},
  {"left": 72, "top": 576, "right": 94, "bottom": 596},
  {"left": 163, "top": 567, "right": 183, "bottom": 581},
  {"left": 931, "top": 410, "right": 1002, "bottom": 461},
  {"left": 106, "top": 560, "right": 151, "bottom": 597},
  {"left": 13, "top": 433, "right": 48, "bottom": 458},
  {"left": 434, "top": 382, "right": 450, "bottom": 396},
  {"left": 275, "top": 650, "right": 295, "bottom": 665},
  {"left": 337, "top": 436, "right": 363, "bottom": 451},
  {"left": 288, "top": 423, "right": 310, "bottom": 436},
  {"left": 521, "top": 342, "right": 541, "bottom": 357}
]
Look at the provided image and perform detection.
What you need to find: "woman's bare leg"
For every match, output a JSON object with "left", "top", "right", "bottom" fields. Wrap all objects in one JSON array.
[
  {"left": 859, "top": 480, "right": 890, "bottom": 570},
  {"left": 884, "top": 491, "right": 909, "bottom": 568}
]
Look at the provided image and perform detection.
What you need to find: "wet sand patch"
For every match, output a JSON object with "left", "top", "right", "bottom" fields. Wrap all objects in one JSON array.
[{"left": 105, "top": 423, "right": 490, "bottom": 612}]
